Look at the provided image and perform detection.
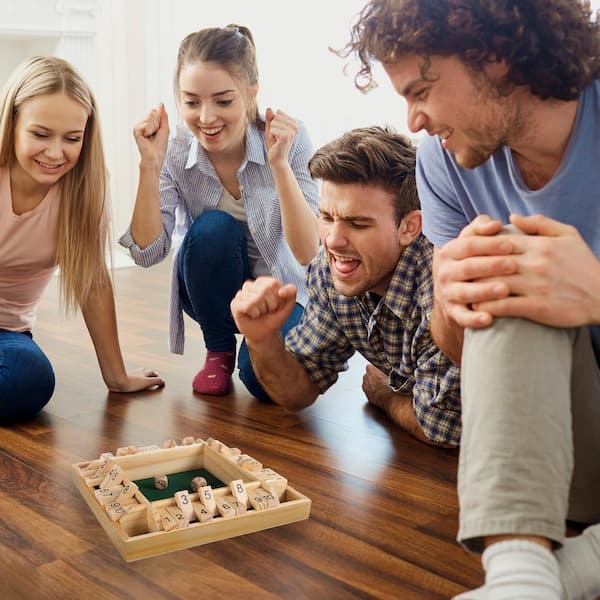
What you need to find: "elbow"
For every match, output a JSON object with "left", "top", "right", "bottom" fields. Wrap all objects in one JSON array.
[
  {"left": 417, "top": 427, "right": 458, "bottom": 449},
  {"left": 273, "top": 390, "right": 318, "bottom": 412},
  {"left": 130, "top": 253, "right": 153, "bottom": 268},
  {"left": 283, "top": 399, "right": 315, "bottom": 412},
  {"left": 430, "top": 309, "right": 463, "bottom": 366},
  {"left": 128, "top": 243, "right": 168, "bottom": 269},
  {"left": 295, "top": 243, "right": 320, "bottom": 267},
  {"left": 432, "top": 331, "right": 462, "bottom": 367},
  {"left": 298, "top": 255, "right": 315, "bottom": 267},
  {"left": 413, "top": 421, "right": 459, "bottom": 449}
]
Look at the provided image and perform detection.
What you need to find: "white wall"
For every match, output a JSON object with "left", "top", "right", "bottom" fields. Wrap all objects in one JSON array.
[
  {"left": 101, "top": 0, "right": 413, "bottom": 256},
  {"left": 102, "top": 0, "right": 600, "bottom": 250},
  {"left": 2, "top": 0, "right": 599, "bottom": 258},
  {"left": 0, "top": 0, "right": 408, "bottom": 260},
  {"left": 134, "top": 0, "right": 410, "bottom": 145}
]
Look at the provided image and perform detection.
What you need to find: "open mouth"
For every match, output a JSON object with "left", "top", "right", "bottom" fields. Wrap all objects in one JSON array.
[
  {"left": 35, "top": 159, "right": 64, "bottom": 171},
  {"left": 331, "top": 253, "right": 361, "bottom": 276},
  {"left": 437, "top": 128, "right": 453, "bottom": 149},
  {"left": 200, "top": 126, "right": 225, "bottom": 137}
]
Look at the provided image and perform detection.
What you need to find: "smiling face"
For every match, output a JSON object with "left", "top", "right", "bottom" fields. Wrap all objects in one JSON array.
[
  {"left": 318, "top": 181, "right": 407, "bottom": 297},
  {"left": 384, "top": 54, "right": 520, "bottom": 169},
  {"left": 178, "top": 61, "right": 256, "bottom": 158},
  {"left": 11, "top": 92, "right": 88, "bottom": 193}
]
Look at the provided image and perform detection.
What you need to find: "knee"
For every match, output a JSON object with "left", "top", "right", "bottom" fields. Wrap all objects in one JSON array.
[
  {"left": 186, "top": 210, "right": 242, "bottom": 249},
  {"left": 0, "top": 351, "right": 55, "bottom": 421},
  {"left": 466, "top": 316, "right": 564, "bottom": 346},
  {"left": 237, "top": 345, "right": 254, "bottom": 385},
  {"left": 237, "top": 344, "right": 272, "bottom": 402},
  {"left": 179, "top": 211, "right": 245, "bottom": 271}
]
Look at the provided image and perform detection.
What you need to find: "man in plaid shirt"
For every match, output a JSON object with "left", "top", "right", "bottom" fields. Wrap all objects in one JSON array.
[{"left": 231, "top": 126, "right": 460, "bottom": 446}]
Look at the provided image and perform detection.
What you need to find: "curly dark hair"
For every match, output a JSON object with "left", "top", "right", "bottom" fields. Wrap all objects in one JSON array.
[
  {"left": 309, "top": 126, "right": 419, "bottom": 225},
  {"left": 340, "top": 0, "right": 600, "bottom": 100}
]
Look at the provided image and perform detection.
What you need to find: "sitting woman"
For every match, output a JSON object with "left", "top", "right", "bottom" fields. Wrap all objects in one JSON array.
[
  {"left": 0, "top": 56, "right": 164, "bottom": 421},
  {"left": 121, "top": 25, "right": 319, "bottom": 398}
]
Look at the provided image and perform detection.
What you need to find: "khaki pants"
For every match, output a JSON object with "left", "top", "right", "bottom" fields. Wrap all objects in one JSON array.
[{"left": 459, "top": 318, "right": 600, "bottom": 552}]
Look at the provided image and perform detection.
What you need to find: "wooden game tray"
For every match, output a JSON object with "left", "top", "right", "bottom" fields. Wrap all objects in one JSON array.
[{"left": 72, "top": 437, "right": 311, "bottom": 562}]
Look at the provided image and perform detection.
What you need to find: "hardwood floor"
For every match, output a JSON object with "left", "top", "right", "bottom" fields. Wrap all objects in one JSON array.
[{"left": 0, "top": 256, "right": 483, "bottom": 599}]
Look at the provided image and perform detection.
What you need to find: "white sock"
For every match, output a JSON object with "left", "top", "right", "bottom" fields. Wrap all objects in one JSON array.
[
  {"left": 452, "top": 540, "right": 562, "bottom": 600},
  {"left": 555, "top": 524, "right": 600, "bottom": 600},
  {"left": 481, "top": 540, "right": 562, "bottom": 600},
  {"left": 453, "top": 585, "right": 488, "bottom": 599}
]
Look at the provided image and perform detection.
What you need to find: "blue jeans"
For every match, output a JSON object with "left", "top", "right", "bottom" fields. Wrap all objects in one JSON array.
[
  {"left": 177, "top": 210, "right": 303, "bottom": 401},
  {"left": 0, "top": 329, "right": 55, "bottom": 421}
]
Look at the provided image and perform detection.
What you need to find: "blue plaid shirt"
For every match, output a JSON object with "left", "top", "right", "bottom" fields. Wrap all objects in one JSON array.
[{"left": 285, "top": 234, "right": 461, "bottom": 445}]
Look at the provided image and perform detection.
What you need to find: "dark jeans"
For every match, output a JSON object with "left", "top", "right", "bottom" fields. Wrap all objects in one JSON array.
[
  {"left": 177, "top": 210, "right": 303, "bottom": 401},
  {"left": 0, "top": 329, "right": 55, "bottom": 421}
]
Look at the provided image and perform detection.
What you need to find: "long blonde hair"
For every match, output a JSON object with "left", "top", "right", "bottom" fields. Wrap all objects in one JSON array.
[{"left": 0, "top": 56, "right": 109, "bottom": 312}]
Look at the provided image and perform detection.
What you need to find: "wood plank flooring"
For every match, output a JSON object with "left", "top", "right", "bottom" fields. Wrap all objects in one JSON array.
[{"left": 0, "top": 256, "right": 483, "bottom": 599}]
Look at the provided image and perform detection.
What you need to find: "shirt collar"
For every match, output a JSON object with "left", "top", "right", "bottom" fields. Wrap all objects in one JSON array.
[
  {"left": 245, "top": 121, "right": 267, "bottom": 165},
  {"left": 184, "top": 121, "right": 267, "bottom": 172},
  {"left": 378, "top": 234, "right": 433, "bottom": 319}
]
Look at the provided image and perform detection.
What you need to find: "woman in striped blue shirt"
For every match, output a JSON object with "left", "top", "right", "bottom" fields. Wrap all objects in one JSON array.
[{"left": 120, "top": 25, "right": 319, "bottom": 398}]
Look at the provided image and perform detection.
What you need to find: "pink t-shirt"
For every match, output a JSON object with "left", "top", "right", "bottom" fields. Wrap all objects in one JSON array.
[{"left": 0, "top": 166, "right": 59, "bottom": 331}]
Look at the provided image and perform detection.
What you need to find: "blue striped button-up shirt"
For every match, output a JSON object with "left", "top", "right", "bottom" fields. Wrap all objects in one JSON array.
[
  {"left": 120, "top": 120, "right": 319, "bottom": 354},
  {"left": 285, "top": 234, "right": 462, "bottom": 445}
]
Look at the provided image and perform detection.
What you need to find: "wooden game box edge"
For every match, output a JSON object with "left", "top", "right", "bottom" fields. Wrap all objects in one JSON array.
[
  {"left": 71, "top": 457, "right": 311, "bottom": 562},
  {"left": 71, "top": 463, "right": 132, "bottom": 559}
]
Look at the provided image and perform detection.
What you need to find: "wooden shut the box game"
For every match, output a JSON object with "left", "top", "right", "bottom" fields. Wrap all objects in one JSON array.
[{"left": 72, "top": 436, "right": 311, "bottom": 562}]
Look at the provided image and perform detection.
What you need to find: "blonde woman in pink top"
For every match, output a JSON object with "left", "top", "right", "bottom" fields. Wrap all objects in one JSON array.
[{"left": 0, "top": 56, "right": 164, "bottom": 421}]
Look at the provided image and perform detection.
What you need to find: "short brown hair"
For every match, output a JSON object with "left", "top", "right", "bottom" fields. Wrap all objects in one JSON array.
[{"left": 309, "top": 126, "right": 419, "bottom": 225}]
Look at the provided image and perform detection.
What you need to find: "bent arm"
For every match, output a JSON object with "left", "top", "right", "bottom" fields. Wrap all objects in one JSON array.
[
  {"left": 364, "top": 364, "right": 458, "bottom": 447},
  {"left": 386, "top": 393, "right": 455, "bottom": 447},
  {"left": 130, "top": 162, "right": 164, "bottom": 249},
  {"left": 130, "top": 104, "right": 169, "bottom": 250},
  {"left": 231, "top": 275, "right": 320, "bottom": 408},
  {"left": 431, "top": 247, "right": 465, "bottom": 365},
  {"left": 129, "top": 104, "right": 170, "bottom": 250},
  {"left": 246, "top": 333, "right": 320, "bottom": 411},
  {"left": 266, "top": 112, "right": 320, "bottom": 265},
  {"left": 271, "top": 162, "right": 319, "bottom": 265},
  {"left": 80, "top": 271, "right": 164, "bottom": 392}
]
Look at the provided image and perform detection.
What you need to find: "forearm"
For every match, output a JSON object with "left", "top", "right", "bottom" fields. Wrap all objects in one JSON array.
[
  {"left": 246, "top": 334, "right": 320, "bottom": 410},
  {"left": 365, "top": 368, "right": 454, "bottom": 446},
  {"left": 430, "top": 301, "right": 464, "bottom": 366},
  {"left": 130, "top": 162, "right": 164, "bottom": 249},
  {"left": 384, "top": 394, "right": 449, "bottom": 446},
  {"left": 80, "top": 275, "right": 128, "bottom": 389},
  {"left": 271, "top": 162, "right": 319, "bottom": 265}
]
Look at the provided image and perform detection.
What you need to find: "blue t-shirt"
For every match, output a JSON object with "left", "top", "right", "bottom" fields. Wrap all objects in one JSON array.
[{"left": 416, "top": 78, "right": 600, "bottom": 359}]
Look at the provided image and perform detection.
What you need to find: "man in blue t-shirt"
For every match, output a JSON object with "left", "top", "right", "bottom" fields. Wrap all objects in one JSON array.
[{"left": 343, "top": 1, "right": 600, "bottom": 599}]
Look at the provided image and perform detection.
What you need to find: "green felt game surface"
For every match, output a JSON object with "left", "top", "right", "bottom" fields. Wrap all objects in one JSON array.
[{"left": 134, "top": 468, "right": 225, "bottom": 502}]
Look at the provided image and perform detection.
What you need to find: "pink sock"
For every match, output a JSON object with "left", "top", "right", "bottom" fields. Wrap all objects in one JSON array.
[{"left": 192, "top": 350, "right": 236, "bottom": 396}]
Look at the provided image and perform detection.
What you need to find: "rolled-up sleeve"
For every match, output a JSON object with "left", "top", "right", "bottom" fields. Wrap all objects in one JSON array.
[
  {"left": 118, "top": 149, "right": 181, "bottom": 267},
  {"left": 411, "top": 329, "right": 462, "bottom": 446},
  {"left": 285, "top": 257, "right": 354, "bottom": 393},
  {"left": 289, "top": 121, "right": 320, "bottom": 216}
]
